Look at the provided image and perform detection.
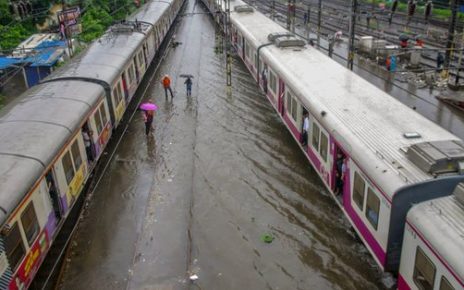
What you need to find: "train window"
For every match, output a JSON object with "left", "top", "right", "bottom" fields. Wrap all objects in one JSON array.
[
  {"left": 20, "top": 202, "right": 39, "bottom": 246},
  {"left": 71, "top": 140, "right": 82, "bottom": 170},
  {"left": 254, "top": 53, "right": 258, "bottom": 69},
  {"left": 62, "top": 151, "right": 75, "bottom": 184},
  {"left": 353, "top": 172, "right": 365, "bottom": 210},
  {"left": 439, "top": 277, "right": 454, "bottom": 290},
  {"left": 365, "top": 188, "right": 380, "bottom": 230},
  {"left": 100, "top": 104, "right": 108, "bottom": 126},
  {"left": 4, "top": 223, "right": 26, "bottom": 271},
  {"left": 320, "top": 132, "right": 328, "bottom": 162},
  {"left": 269, "top": 71, "right": 277, "bottom": 94},
  {"left": 291, "top": 98, "right": 297, "bottom": 121},
  {"left": 413, "top": 247, "right": 436, "bottom": 290},
  {"left": 94, "top": 108, "right": 103, "bottom": 135},
  {"left": 128, "top": 64, "right": 136, "bottom": 84},
  {"left": 312, "top": 123, "right": 320, "bottom": 150},
  {"left": 138, "top": 52, "right": 144, "bottom": 67}
]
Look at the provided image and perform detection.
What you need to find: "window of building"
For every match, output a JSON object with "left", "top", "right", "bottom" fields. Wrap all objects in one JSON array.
[
  {"left": 269, "top": 71, "right": 277, "bottom": 94},
  {"left": 320, "top": 132, "right": 328, "bottom": 162},
  {"left": 413, "top": 247, "right": 436, "bottom": 290},
  {"left": 20, "top": 202, "right": 39, "bottom": 246},
  {"left": 71, "top": 140, "right": 82, "bottom": 170},
  {"left": 365, "top": 188, "right": 380, "bottom": 230},
  {"left": 62, "top": 151, "right": 75, "bottom": 184},
  {"left": 312, "top": 123, "right": 320, "bottom": 150},
  {"left": 3, "top": 223, "right": 25, "bottom": 271},
  {"left": 353, "top": 172, "right": 366, "bottom": 210},
  {"left": 439, "top": 277, "right": 454, "bottom": 290}
]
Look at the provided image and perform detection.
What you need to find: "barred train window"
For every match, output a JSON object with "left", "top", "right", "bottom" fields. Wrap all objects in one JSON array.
[
  {"left": 94, "top": 108, "right": 103, "bottom": 135},
  {"left": 353, "top": 172, "right": 365, "bottom": 210},
  {"left": 117, "top": 84, "right": 123, "bottom": 104},
  {"left": 365, "top": 188, "right": 380, "bottom": 230},
  {"left": 291, "top": 97, "right": 298, "bottom": 121},
  {"left": 269, "top": 71, "right": 276, "bottom": 94},
  {"left": 62, "top": 151, "right": 75, "bottom": 184},
  {"left": 4, "top": 223, "right": 25, "bottom": 270},
  {"left": 21, "top": 202, "right": 39, "bottom": 246},
  {"left": 71, "top": 140, "right": 82, "bottom": 170},
  {"left": 413, "top": 247, "right": 436, "bottom": 290},
  {"left": 312, "top": 123, "right": 320, "bottom": 150},
  {"left": 100, "top": 104, "right": 108, "bottom": 127},
  {"left": 320, "top": 132, "right": 328, "bottom": 162},
  {"left": 439, "top": 277, "right": 455, "bottom": 290}
]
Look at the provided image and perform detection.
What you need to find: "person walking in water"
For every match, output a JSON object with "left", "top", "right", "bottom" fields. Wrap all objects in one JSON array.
[
  {"left": 143, "top": 109, "right": 154, "bottom": 136},
  {"left": 184, "top": 76, "right": 193, "bottom": 96},
  {"left": 162, "top": 74, "right": 174, "bottom": 99}
]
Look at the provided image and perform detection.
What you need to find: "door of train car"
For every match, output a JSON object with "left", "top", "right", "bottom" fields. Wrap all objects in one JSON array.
[
  {"left": 278, "top": 79, "right": 285, "bottom": 116},
  {"left": 331, "top": 143, "right": 348, "bottom": 199}
]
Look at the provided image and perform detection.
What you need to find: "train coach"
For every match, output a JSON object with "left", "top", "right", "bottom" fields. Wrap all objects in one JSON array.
[
  {"left": 201, "top": 0, "right": 464, "bottom": 281},
  {"left": 398, "top": 182, "right": 464, "bottom": 290},
  {"left": 0, "top": 0, "right": 183, "bottom": 288}
]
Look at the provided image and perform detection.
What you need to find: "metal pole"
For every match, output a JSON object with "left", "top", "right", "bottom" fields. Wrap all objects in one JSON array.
[
  {"left": 445, "top": 0, "right": 458, "bottom": 76},
  {"left": 455, "top": 29, "right": 464, "bottom": 86},
  {"left": 317, "top": 0, "right": 321, "bottom": 47},
  {"left": 287, "top": 0, "right": 291, "bottom": 30},
  {"left": 291, "top": 0, "right": 295, "bottom": 33},
  {"left": 306, "top": 6, "right": 311, "bottom": 38},
  {"left": 348, "top": 0, "right": 357, "bottom": 70},
  {"left": 272, "top": 0, "right": 275, "bottom": 20},
  {"left": 226, "top": 0, "right": 232, "bottom": 90}
]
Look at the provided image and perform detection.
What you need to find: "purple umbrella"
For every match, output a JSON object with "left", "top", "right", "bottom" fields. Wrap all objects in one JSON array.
[{"left": 140, "top": 102, "right": 158, "bottom": 111}]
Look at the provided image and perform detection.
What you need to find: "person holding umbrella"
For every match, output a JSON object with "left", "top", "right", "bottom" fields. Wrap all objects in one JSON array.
[
  {"left": 140, "top": 101, "right": 158, "bottom": 136},
  {"left": 180, "top": 74, "right": 194, "bottom": 97}
]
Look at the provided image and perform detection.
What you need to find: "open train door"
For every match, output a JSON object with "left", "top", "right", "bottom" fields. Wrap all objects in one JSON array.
[
  {"left": 278, "top": 79, "right": 285, "bottom": 116},
  {"left": 331, "top": 144, "right": 347, "bottom": 202},
  {"left": 45, "top": 170, "right": 63, "bottom": 222}
]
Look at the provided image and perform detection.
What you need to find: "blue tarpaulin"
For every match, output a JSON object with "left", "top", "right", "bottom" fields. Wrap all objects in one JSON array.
[{"left": 0, "top": 57, "right": 23, "bottom": 70}]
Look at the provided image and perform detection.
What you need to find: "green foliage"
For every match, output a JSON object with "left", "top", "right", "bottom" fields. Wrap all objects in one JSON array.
[
  {"left": 0, "top": 22, "right": 36, "bottom": 51},
  {"left": 78, "top": 7, "right": 112, "bottom": 42},
  {"left": 0, "top": 0, "right": 13, "bottom": 25}
]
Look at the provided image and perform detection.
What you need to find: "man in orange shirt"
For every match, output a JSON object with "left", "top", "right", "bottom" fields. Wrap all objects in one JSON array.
[{"left": 162, "top": 74, "right": 174, "bottom": 99}]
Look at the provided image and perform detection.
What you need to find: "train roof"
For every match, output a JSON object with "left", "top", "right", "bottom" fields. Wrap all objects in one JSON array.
[
  {"left": 230, "top": 5, "right": 460, "bottom": 199},
  {"left": 48, "top": 31, "right": 146, "bottom": 86},
  {"left": 407, "top": 195, "right": 464, "bottom": 285},
  {"left": 0, "top": 81, "right": 103, "bottom": 225},
  {"left": 129, "top": 0, "right": 172, "bottom": 24}
]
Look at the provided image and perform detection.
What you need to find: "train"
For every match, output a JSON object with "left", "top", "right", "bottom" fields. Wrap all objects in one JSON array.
[
  {"left": 200, "top": 0, "right": 464, "bottom": 289},
  {"left": 0, "top": 0, "right": 184, "bottom": 288}
]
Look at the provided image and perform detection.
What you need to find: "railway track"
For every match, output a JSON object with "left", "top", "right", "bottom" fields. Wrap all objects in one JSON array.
[{"left": 250, "top": 0, "right": 463, "bottom": 75}]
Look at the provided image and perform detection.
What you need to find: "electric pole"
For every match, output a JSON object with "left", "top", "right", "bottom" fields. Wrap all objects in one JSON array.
[
  {"left": 225, "top": 0, "right": 232, "bottom": 91},
  {"left": 348, "top": 0, "right": 358, "bottom": 70},
  {"left": 445, "top": 0, "right": 458, "bottom": 76},
  {"left": 317, "top": 0, "right": 321, "bottom": 47},
  {"left": 272, "top": 0, "right": 275, "bottom": 20}
]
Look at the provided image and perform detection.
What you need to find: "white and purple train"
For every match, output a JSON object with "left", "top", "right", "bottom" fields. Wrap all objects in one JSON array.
[
  {"left": 0, "top": 0, "right": 183, "bottom": 288},
  {"left": 201, "top": 0, "right": 464, "bottom": 289}
]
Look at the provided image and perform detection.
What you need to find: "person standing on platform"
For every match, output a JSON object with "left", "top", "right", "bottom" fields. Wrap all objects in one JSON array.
[
  {"left": 143, "top": 110, "right": 154, "bottom": 136},
  {"left": 162, "top": 74, "right": 174, "bottom": 99},
  {"left": 184, "top": 76, "right": 193, "bottom": 96}
]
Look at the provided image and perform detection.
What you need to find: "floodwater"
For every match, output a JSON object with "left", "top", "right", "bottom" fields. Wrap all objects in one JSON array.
[{"left": 59, "top": 1, "right": 392, "bottom": 289}]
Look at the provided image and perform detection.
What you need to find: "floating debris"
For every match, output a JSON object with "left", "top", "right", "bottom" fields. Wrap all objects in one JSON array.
[{"left": 261, "top": 233, "right": 274, "bottom": 243}]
